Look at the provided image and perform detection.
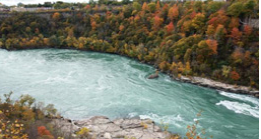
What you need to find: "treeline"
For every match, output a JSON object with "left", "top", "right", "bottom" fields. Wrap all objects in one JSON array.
[
  {"left": 18, "top": 2, "right": 86, "bottom": 9},
  {"left": 18, "top": 0, "right": 126, "bottom": 9},
  {"left": 0, "top": 0, "right": 259, "bottom": 88}
]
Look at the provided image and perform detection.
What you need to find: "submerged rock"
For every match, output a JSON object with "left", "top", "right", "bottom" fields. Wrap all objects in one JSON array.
[
  {"left": 148, "top": 71, "right": 159, "bottom": 79},
  {"left": 148, "top": 74, "right": 159, "bottom": 79}
]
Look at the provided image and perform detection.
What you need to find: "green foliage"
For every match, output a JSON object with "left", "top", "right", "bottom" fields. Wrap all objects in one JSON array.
[
  {"left": 53, "top": 2, "right": 72, "bottom": 9},
  {"left": 243, "top": 0, "right": 257, "bottom": 17},
  {"left": 44, "top": 104, "right": 57, "bottom": 117},
  {"left": 191, "top": 13, "right": 206, "bottom": 33},
  {"left": 76, "top": 127, "right": 91, "bottom": 138},
  {"left": 147, "top": 2, "right": 156, "bottom": 13},
  {"left": 133, "top": 2, "right": 141, "bottom": 11},
  {"left": 19, "top": 94, "right": 35, "bottom": 107},
  {"left": 227, "top": 2, "right": 244, "bottom": 17},
  {"left": 206, "top": 1, "right": 225, "bottom": 14}
]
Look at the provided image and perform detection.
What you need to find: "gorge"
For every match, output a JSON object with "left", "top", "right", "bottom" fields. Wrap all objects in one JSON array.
[{"left": 0, "top": 49, "right": 258, "bottom": 139}]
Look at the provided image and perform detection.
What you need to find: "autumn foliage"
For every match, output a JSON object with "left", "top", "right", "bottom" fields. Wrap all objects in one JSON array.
[
  {"left": 230, "top": 71, "right": 240, "bottom": 81},
  {"left": 38, "top": 126, "right": 54, "bottom": 139},
  {"left": 153, "top": 15, "right": 163, "bottom": 30},
  {"left": 230, "top": 27, "right": 242, "bottom": 42},
  {"left": 0, "top": 92, "right": 62, "bottom": 139},
  {"left": 206, "top": 39, "right": 218, "bottom": 55},
  {"left": 84, "top": 4, "right": 91, "bottom": 9},
  {"left": 243, "top": 25, "right": 252, "bottom": 35},
  {"left": 166, "top": 22, "right": 174, "bottom": 34},
  {"left": 52, "top": 12, "right": 61, "bottom": 21},
  {"left": 168, "top": 4, "right": 179, "bottom": 21},
  {"left": 0, "top": 0, "right": 258, "bottom": 88},
  {"left": 0, "top": 1, "right": 258, "bottom": 138}
]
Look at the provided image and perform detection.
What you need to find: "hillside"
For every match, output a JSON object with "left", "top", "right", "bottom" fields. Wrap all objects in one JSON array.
[{"left": 0, "top": 0, "right": 259, "bottom": 89}]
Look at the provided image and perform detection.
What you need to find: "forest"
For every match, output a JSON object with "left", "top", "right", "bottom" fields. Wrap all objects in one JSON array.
[
  {"left": 0, "top": 0, "right": 259, "bottom": 138},
  {"left": 0, "top": 0, "right": 259, "bottom": 89}
]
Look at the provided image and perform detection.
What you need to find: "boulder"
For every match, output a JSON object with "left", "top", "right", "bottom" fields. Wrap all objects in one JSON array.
[
  {"left": 148, "top": 74, "right": 159, "bottom": 79},
  {"left": 104, "top": 132, "right": 112, "bottom": 139}
]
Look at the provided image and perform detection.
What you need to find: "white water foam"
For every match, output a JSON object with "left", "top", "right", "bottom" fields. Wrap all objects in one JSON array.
[
  {"left": 219, "top": 91, "right": 259, "bottom": 105},
  {"left": 138, "top": 113, "right": 185, "bottom": 128},
  {"left": 216, "top": 100, "right": 259, "bottom": 118},
  {"left": 42, "top": 76, "right": 72, "bottom": 84}
]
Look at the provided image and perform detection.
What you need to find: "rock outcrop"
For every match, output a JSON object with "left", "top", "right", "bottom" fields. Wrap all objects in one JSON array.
[
  {"left": 53, "top": 116, "right": 173, "bottom": 139},
  {"left": 172, "top": 75, "right": 259, "bottom": 98}
]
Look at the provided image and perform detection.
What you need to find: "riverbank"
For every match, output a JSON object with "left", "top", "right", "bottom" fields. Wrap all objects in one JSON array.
[
  {"left": 0, "top": 91, "right": 177, "bottom": 139},
  {"left": 0, "top": 48, "right": 259, "bottom": 138},
  {"left": 171, "top": 75, "right": 259, "bottom": 98},
  {"left": 52, "top": 116, "right": 175, "bottom": 139},
  {"left": 2, "top": 47, "right": 259, "bottom": 98}
]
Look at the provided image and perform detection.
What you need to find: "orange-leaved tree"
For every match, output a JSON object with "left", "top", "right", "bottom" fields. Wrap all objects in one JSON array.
[
  {"left": 230, "top": 71, "right": 240, "bottom": 81},
  {"left": 166, "top": 22, "right": 174, "bottom": 34},
  {"left": 206, "top": 39, "right": 218, "bottom": 55},
  {"left": 37, "top": 126, "right": 54, "bottom": 139}
]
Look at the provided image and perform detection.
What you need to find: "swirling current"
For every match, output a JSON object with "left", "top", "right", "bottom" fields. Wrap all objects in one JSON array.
[{"left": 0, "top": 49, "right": 258, "bottom": 138}]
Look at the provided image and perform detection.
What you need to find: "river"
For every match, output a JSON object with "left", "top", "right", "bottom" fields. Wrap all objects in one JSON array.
[{"left": 0, "top": 49, "right": 258, "bottom": 138}]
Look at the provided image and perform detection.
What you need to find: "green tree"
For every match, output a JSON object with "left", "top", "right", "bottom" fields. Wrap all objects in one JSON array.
[
  {"left": 133, "top": 2, "right": 141, "bottom": 11},
  {"left": 227, "top": 2, "right": 244, "bottom": 17},
  {"left": 206, "top": 1, "right": 224, "bottom": 13},
  {"left": 191, "top": 13, "right": 206, "bottom": 33},
  {"left": 148, "top": 2, "right": 156, "bottom": 13}
]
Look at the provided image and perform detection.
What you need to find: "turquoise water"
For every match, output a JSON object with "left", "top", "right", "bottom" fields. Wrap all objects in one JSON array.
[{"left": 0, "top": 49, "right": 258, "bottom": 138}]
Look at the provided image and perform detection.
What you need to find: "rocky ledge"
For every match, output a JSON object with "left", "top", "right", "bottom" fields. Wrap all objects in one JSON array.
[
  {"left": 173, "top": 75, "right": 259, "bottom": 98},
  {"left": 52, "top": 116, "right": 175, "bottom": 139}
]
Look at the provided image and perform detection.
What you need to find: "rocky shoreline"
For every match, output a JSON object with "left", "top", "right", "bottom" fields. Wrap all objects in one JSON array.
[
  {"left": 52, "top": 116, "right": 175, "bottom": 139},
  {"left": 170, "top": 75, "right": 259, "bottom": 98}
]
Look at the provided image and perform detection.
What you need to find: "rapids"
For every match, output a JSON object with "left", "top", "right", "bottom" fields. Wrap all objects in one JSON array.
[{"left": 0, "top": 49, "right": 258, "bottom": 138}]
